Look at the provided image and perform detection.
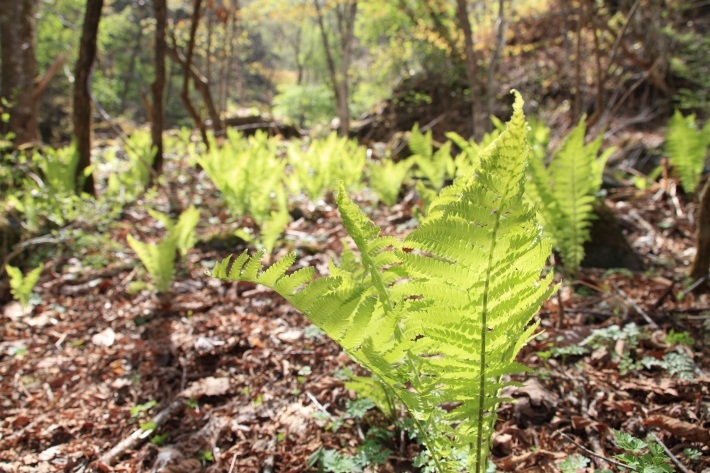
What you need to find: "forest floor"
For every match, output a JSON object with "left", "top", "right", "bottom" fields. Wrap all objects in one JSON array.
[{"left": 1, "top": 133, "right": 709, "bottom": 473}]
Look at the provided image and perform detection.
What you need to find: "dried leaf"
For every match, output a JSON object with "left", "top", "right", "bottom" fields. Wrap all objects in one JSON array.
[
  {"left": 91, "top": 328, "right": 116, "bottom": 347},
  {"left": 179, "top": 377, "right": 230, "bottom": 398}
]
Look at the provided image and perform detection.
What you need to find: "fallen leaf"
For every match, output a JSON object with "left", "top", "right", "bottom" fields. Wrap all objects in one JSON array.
[
  {"left": 91, "top": 328, "right": 116, "bottom": 347},
  {"left": 3, "top": 301, "right": 32, "bottom": 320},
  {"left": 644, "top": 415, "right": 710, "bottom": 444},
  {"left": 180, "top": 376, "right": 230, "bottom": 398}
]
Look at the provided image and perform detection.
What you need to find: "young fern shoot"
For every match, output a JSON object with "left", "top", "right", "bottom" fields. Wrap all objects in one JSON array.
[{"left": 211, "top": 92, "right": 554, "bottom": 472}]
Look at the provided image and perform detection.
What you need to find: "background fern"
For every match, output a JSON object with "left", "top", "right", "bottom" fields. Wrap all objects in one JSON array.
[
  {"left": 525, "top": 118, "right": 613, "bottom": 271},
  {"left": 5, "top": 263, "right": 43, "bottom": 307},
  {"left": 128, "top": 206, "right": 200, "bottom": 293},
  {"left": 665, "top": 110, "right": 710, "bottom": 193},
  {"left": 212, "top": 92, "right": 554, "bottom": 472}
]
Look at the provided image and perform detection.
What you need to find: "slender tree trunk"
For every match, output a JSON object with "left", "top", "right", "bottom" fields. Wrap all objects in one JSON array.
[
  {"left": 455, "top": 0, "right": 481, "bottom": 140},
  {"left": 151, "top": 0, "right": 167, "bottom": 177},
  {"left": 0, "top": 0, "right": 39, "bottom": 145},
  {"left": 180, "top": 0, "right": 209, "bottom": 147},
  {"left": 485, "top": 0, "right": 507, "bottom": 128},
  {"left": 167, "top": 43, "right": 223, "bottom": 138},
  {"left": 313, "top": 0, "right": 357, "bottom": 137},
  {"left": 119, "top": 11, "right": 145, "bottom": 115},
  {"left": 690, "top": 177, "right": 710, "bottom": 281},
  {"left": 572, "top": 0, "right": 584, "bottom": 121},
  {"left": 73, "top": 0, "right": 104, "bottom": 196}
]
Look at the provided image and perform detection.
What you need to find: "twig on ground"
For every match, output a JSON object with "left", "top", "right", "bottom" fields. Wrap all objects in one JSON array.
[
  {"left": 649, "top": 433, "right": 690, "bottom": 473},
  {"left": 97, "top": 398, "right": 184, "bottom": 466},
  {"left": 305, "top": 390, "right": 332, "bottom": 418},
  {"left": 558, "top": 432, "right": 637, "bottom": 471},
  {"left": 612, "top": 284, "right": 659, "bottom": 328}
]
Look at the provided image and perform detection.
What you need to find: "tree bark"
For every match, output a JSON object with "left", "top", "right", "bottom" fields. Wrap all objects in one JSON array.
[
  {"left": 72, "top": 0, "right": 104, "bottom": 196},
  {"left": 313, "top": 0, "right": 357, "bottom": 137},
  {"left": 0, "top": 0, "right": 39, "bottom": 145},
  {"left": 455, "top": 0, "right": 481, "bottom": 140},
  {"left": 167, "top": 42, "right": 224, "bottom": 140},
  {"left": 151, "top": 0, "right": 168, "bottom": 178},
  {"left": 180, "top": 0, "right": 208, "bottom": 147},
  {"left": 485, "top": 0, "right": 507, "bottom": 129},
  {"left": 690, "top": 177, "right": 710, "bottom": 281}
]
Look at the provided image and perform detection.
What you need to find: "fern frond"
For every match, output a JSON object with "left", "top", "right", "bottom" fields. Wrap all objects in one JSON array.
[
  {"left": 409, "top": 123, "right": 432, "bottom": 158},
  {"left": 369, "top": 158, "right": 413, "bottom": 206},
  {"left": 127, "top": 234, "right": 176, "bottom": 293},
  {"left": 666, "top": 110, "right": 708, "bottom": 193},
  {"left": 211, "top": 91, "right": 554, "bottom": 473},
  {"left": 6, "top": 264, "right": 43, "bottom": 307},
  {"left": 526, "top": 117, "right": 609, "bottom": 271}
]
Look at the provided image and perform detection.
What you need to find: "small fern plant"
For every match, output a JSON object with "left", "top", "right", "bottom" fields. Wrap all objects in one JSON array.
[
  {"left": 287, "top": 132, "right": 366, "bottom": 201},
  {"left": 408, "top": 123, "right": 455, "bottom": 190},
  {"left": 5, "top": 264, "right": 43, "bottom": 307},
  {"left": 198, "top": 130, "right": 285, "bottom": 225},
  {"left": 665, "top": 110, "right": 710, "bottom": 193},
  {"left": 127, "top": 206, "right": 200, "bottom": 293},
  {"left": 368, "top": 157, "right": 413, "bottom": 206},
  {"left": 525, "top": 118, "right": 613, "bottom": 272},
  {"left": 211, "top": 92, "right": 554, "bottom": 472}
]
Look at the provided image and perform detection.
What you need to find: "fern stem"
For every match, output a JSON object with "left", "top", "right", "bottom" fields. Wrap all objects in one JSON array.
[{"left": 476, "top": 185, "right": 514, "bottom": 473}]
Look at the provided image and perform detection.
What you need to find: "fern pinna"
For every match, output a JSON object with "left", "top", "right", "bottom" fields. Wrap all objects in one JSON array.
[{"left": 212, "top": 92, "right": 554, "bottom": 472}]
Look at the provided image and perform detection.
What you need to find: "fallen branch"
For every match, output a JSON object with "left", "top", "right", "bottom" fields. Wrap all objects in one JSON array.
[
  {"left": 97, "top": 398, "right": 184, "bottom": 467},
  {"left": 558, "top": 432, "right": 637, "bottom": 471}
]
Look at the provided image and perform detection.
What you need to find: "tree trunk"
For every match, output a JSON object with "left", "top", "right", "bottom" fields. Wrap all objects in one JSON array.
[
  {"left": 0, "top": 0, "right": 39, "bottom": 145},
  {"left": 72, "top": 0, "right": 104, "bottom": 197},
  {"left": 485, "top": 0, "right": 507, "bottom": 129},
  {"left": 455, "top": 0, "right": 481, "bottom": 140},
  {"left": 313, "top": 0, "right": 357, "bottom": 137},
  {"left": 690, "top": 177, "right": 710, "bottom": 281},
  {"left": 180, "top": 0, "right": 208, "bottom": 147},
  {"left": 151, "top": 0, "right": 167, "bottom": 177},
  {"left": 167, "top": 43, "right": 224, "bottom": 140}
]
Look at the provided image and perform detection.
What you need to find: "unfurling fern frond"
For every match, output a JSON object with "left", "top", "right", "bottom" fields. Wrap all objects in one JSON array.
[
  {"left": 526, "top": 117, "right": 612, "bottom": 271},
  {"left": 212, "top": 91, "right": 554, "bottom": 473},
  {"left": 666, "top": 110, "right": 710, "bottom": 193}
]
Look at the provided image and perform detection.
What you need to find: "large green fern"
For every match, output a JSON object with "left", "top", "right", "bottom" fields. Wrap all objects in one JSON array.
[
  {"left": 212, "top": 92, "right": 553, "bottom": 472},
  {"left": 665, "top": 110, "right": 710, "bottom": 193},
  {"left": 525, "top": 118, "right": 612, "bottom": 271}
]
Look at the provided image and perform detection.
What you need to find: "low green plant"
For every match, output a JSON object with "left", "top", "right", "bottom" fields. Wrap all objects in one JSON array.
[
  {"left": 665, "top": 110, "right": 710, "bottom": 194},
  {"left": 5, "top": 263, "right": 43, "bottom": 307},
  {"left": 106, "top": 129, "right": 156, "bottom": 201},
  {"left": 199, "top": 130, "right": 285, "bottom": 226},
  {"left": 287, "top": 132, "right": 366, "bottom": 201},
  {"left": 558, "top": 454, "right": 590, "bottom": 473},
  {"left": 408, "top": 123, "right": 454, "bottom": 190},
  {"left": 525, "top": 117, "right": 613, "bottom": 271},
  {"left": 212, "top": 92, "right": 555, "bottom": 472},
  {"left": 612, "top": 430, "right": 673, "bottom": 472},
  {"left": 37, "top": 143, "right": 81, "bottom": 195},
  {"left": 127, "top": 206, "right": 200, "bottom": 293},
  {"left": 368, "top": 157, "right": 413, "bottom": 206}
]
